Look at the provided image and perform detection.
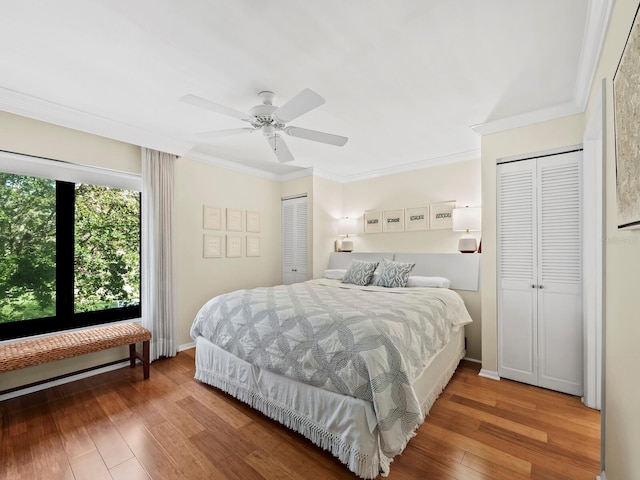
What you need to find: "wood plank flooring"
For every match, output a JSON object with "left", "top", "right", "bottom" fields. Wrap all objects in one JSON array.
[{"left": 0, "top": 351, "right": 600, "bottom": 479}]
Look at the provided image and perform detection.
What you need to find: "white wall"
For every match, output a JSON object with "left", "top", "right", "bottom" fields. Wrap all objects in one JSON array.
[
  {"left": 173, "top": 158, "right": 282, "bottom": 346},
  {"left": 585, "top": 0, "right": 640, "bottom": 477},
  {"left": 343, "top": 158, "right": 482, "bottom": 360}
]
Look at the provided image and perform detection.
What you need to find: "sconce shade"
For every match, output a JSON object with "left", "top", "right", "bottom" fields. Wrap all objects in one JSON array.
[
  {"left": 452, "top": 207, "right": 481, "bottom": 232},
  {"left": 337, "top": 217, "right": 357, "bottom": 236}
]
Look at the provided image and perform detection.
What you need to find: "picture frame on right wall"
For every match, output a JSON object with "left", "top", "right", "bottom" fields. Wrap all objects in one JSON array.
[
  {"left": 613, "top": 3, "right": 640, "bottom": 229},
  {"left": 429, "top": 202, "right": 455, "bottom": 230}
]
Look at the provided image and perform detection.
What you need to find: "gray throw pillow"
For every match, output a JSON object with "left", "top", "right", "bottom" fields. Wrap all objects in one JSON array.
[
  {"left": 342, "top": 260, "right": 379, "bottom": 286},
  {"left": 372, "top": 259, "right": 416, "bottom": 288}
]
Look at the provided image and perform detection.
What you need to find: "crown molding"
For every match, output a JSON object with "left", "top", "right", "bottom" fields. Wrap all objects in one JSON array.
[
  {"left": 0, "top": 86, "right": 191, "bottom": 157},
  {"left": 338, "top": 149, "right": 481, "bottom": 183},
  {"left": 183, "top": 149, "right": 285, "bottom": 181},
  {"left": 470, "top": 101, "right": 582, "bottom": 136},
  {"left": 574, "top": 0, "right": 615, "bottom": 110}
]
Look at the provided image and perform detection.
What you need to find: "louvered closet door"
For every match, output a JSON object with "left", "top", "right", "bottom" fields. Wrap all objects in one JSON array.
[
  {"left": 537, "top": 152, "right": 583, "bottom": 395},
  {"left": 497, "top": 161, "right": 538, "bottom": 385},
  {"left": 282, "top": 196, "right": 308, "bottom": 285}
]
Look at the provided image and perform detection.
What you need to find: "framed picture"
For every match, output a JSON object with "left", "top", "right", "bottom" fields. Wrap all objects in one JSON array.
[
  {"left": 226, "top": 235, "right": 242, "bottom": 257},
  {"left": 405, "top": 206, "right": 429, "bottom": 231},
  {"left": 203, "top": 234, "right": 222, "bottom": 258},
  {"left": 226, "top": 208, "right": 243, "bottom": 232},
  {"left": 364, "top": 210, "right": 383, "bottom": 233},
  {"left": 246, "top": 211, "right": 261, "bottom": 233},
  {"left": 383, "top": 209, "right": 404, "bottom": 232},
  {"left": 614, "top": 4, "right": 640, "bottom": 229},
  {"left": 430, "top": 202, "right": 455, "bottom": 229},
  {"left": 246, "top": 236, "right": 261, "bottom": 257},
  {"left": 203, "top": 205, "right": 222, "bottom": 230}
]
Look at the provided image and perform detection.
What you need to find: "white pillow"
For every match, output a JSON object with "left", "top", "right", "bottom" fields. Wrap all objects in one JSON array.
[
  {"left": 322, "top": 269, "right": 347, "bottom": 280},
  {"left": 406, "top": 276, "right": 451, "bottom": 288}
]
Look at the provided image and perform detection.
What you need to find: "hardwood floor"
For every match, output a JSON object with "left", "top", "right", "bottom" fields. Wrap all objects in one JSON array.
[{"left": 0, "top": 351, "right": 600, "bottom": 480}]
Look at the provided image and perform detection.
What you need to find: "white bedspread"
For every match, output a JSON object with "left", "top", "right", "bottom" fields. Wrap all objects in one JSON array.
[{"left": 191, "top": 279, "right": 472, "bottom": 467}]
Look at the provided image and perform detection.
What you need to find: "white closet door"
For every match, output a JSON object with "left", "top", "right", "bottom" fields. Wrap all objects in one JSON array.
[
  {"left": 537, "top": 152, "right": 583, "bottom": 395},
  {"left": 282, "top": 196, "right": 308, "bottom": 285},
  {"left": 497, "top": 161, "right": 538, "bottom": 385}
]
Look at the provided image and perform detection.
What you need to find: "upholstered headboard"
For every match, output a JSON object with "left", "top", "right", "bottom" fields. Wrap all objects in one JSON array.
[{"left": 327, "top": 252, "right": 480, "bottom": 291}]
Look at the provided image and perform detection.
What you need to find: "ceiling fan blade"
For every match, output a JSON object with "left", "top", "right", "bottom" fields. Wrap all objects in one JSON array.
[
  {"left": 180, "top": 94, "right": 252, "bottom": 122},
  {"left": 274, "top": 88, "right": 325, "bottom": 123},
  {"left": 285, "top": 126, "right": 348, "bottom": 147},
  {"left": 267, "top": 135, "right": 294, "bottom": 163},
  {"left": 196, "top": 127, "right": 255, "bottom": 139}
]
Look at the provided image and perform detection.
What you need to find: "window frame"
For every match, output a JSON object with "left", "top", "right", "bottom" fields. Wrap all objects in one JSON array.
[{"left": 0, "top": 151, "right": 142, "bottom": 341}]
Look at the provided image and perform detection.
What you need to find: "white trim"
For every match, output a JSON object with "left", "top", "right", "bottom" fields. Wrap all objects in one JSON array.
[
  {"left": 0, "top": 361, "right": 129, "bottom": 401},
  {"left": 574, "top": 0, "right": 615, "bottom": 110},
  {"left": 339, "top": 149, "right": 480, "bottom": 183},
  {"left": 184, "top": 149, "right": 284, "bottom": 181},
  {"left": 179, "top": 341, "right": 196, "bottom": 351},
  {"left": 582, "top": 79, "right": 605, "bottom": 411},
  {"left": 470, "top": 101, "right": 582, "bottom": 136},
  {"left": 497, "top": 144, "right": 583, "bottom": 165},
  {"left": 597, "top": 471, "right": 606, "bottom": 480},
  {"left": 463, "top": 357, "right": 481, "bottom": 364},
  {"left": 478, "top": 369, "right": 501, "bottom": 381},
  {"left": 0, "top": 149, "right": 141, "bottom": 190},
  {"left": 0, "top": 86, "right": 190, "bottom": 157}
]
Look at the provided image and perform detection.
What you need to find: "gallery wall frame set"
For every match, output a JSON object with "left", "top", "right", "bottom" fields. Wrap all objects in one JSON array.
[
  {"left": 202, "top": 205, "right": 262, "bottom": 257},
  {"left": 364, "top": 202, "right": 455, "bottom": 233}
]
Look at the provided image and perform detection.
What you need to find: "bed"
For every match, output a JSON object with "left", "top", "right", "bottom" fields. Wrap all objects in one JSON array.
[{"left": 190, "top": 253, "right": 478, "bottom": 478}]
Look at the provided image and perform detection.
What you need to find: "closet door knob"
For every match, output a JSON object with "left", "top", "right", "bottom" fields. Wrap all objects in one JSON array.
[
  {"left": 538, "top": 285, "right": 544, "bottom": 289},
  {"left": 531, "top": 284, "right": 536, "bottom": 288}
]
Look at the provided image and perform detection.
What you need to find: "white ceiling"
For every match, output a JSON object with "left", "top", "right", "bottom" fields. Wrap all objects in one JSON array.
[{"left": 0, "top": 1, "right": 599, "bottom": 181}]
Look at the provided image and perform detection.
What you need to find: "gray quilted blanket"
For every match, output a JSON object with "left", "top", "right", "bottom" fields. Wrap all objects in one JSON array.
[{"left": 191, "top": 279, "right": 471, "bottom": 458}]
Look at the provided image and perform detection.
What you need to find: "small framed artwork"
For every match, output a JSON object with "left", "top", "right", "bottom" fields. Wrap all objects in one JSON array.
[
  {"left": 383, "top": 209, "right": 405, "bottom": 232},
  {"left": 247, "top": 236, "right": 261, "bottom": 257},
  {"left": 226, "top": 208, "right": 243, "bottom": 232},
  {"left": 405, "top": 206, "right": 429, "bottom": 231},
  {"left": 203, "top": 205, "right": 222, "bottom": 230},
  {"left": 364, "top": 210, "right": 383, "bottom": 233},
  {"left": 203, "top": 234, "right": 222, "bottom": 258},
  {"left": 430, "top": 202, "right": 455, "bottom": 229},
  {"left": 246, "top": 211, "right": 261, "bottom": 233},
  {"left": 226, "top": 235, "right": 242, "bottom": 257}
]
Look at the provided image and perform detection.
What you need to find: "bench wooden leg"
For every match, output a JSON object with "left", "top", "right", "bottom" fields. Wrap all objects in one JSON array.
[
  {"left": 129, "top": 343, "right": 137, "bottom": 368},
  {"left": 142, "top": 340, "right": 150, "bottom": 380},
  {"left": 128, "top": 341, "right": 150, "bottom": 380}
]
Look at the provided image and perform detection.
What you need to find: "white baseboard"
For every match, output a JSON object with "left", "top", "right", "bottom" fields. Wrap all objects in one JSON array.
[
  {"left": 0, "top": 361, "right": 129, "bottom": 402},
  {"left": 179, "top": 341, "right": 195, "bottom": 351},
  {"left": 597, "top": 471, "right": 606, "bottom": 480},
  {"left": 478, "top": 369, "right": 501, "bottom": 381},
  {"left": 463, "top": 357, "right": 481, "bottom": 364}
]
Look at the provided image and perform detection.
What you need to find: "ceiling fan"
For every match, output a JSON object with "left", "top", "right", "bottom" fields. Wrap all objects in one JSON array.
[{"left": 180, "top": 89, "right": 348, "bottom": 163}]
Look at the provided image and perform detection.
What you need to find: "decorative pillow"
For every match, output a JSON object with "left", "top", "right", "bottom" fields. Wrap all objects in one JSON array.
[
  {"left": 372, "top": 259, "right": 416, "bottom": 288},
  {"left": 406, "top": 276, "right": 451, "bottom": 288},
  {"left": 341, "top": 260, "right": 379, "bottom": 286},
  {"left": 322, "top": 269, "right": 347, "bottom": 280}
]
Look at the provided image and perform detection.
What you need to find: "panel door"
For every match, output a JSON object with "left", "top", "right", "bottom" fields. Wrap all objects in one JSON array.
[
  {"left": 536, "top": 152, "right": 583, "bottom": 395},
  {"left": 497, "top": 161, "right": 538, "bottom": 385}
]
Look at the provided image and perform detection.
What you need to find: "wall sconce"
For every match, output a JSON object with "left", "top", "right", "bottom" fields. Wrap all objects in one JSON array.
[
  {"left": 452, "top": 206, "right": 481, "bottom": 253},
  {"left": 337, "top": 217, "right": 357, "bottom": 252}
]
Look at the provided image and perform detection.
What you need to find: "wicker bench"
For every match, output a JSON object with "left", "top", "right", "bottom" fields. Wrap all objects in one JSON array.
[{"left": 0, "top": 323, "right": 151, "bottom": 395}]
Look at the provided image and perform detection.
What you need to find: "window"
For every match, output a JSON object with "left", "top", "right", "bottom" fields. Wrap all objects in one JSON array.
[{"left": 0, "top": 152, "right": 141, "bottom": 340}]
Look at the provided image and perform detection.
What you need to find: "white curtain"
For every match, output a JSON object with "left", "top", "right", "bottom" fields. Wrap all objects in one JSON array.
[{"left": 142, "top": 148, "right": 177, "bottom": 361}]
